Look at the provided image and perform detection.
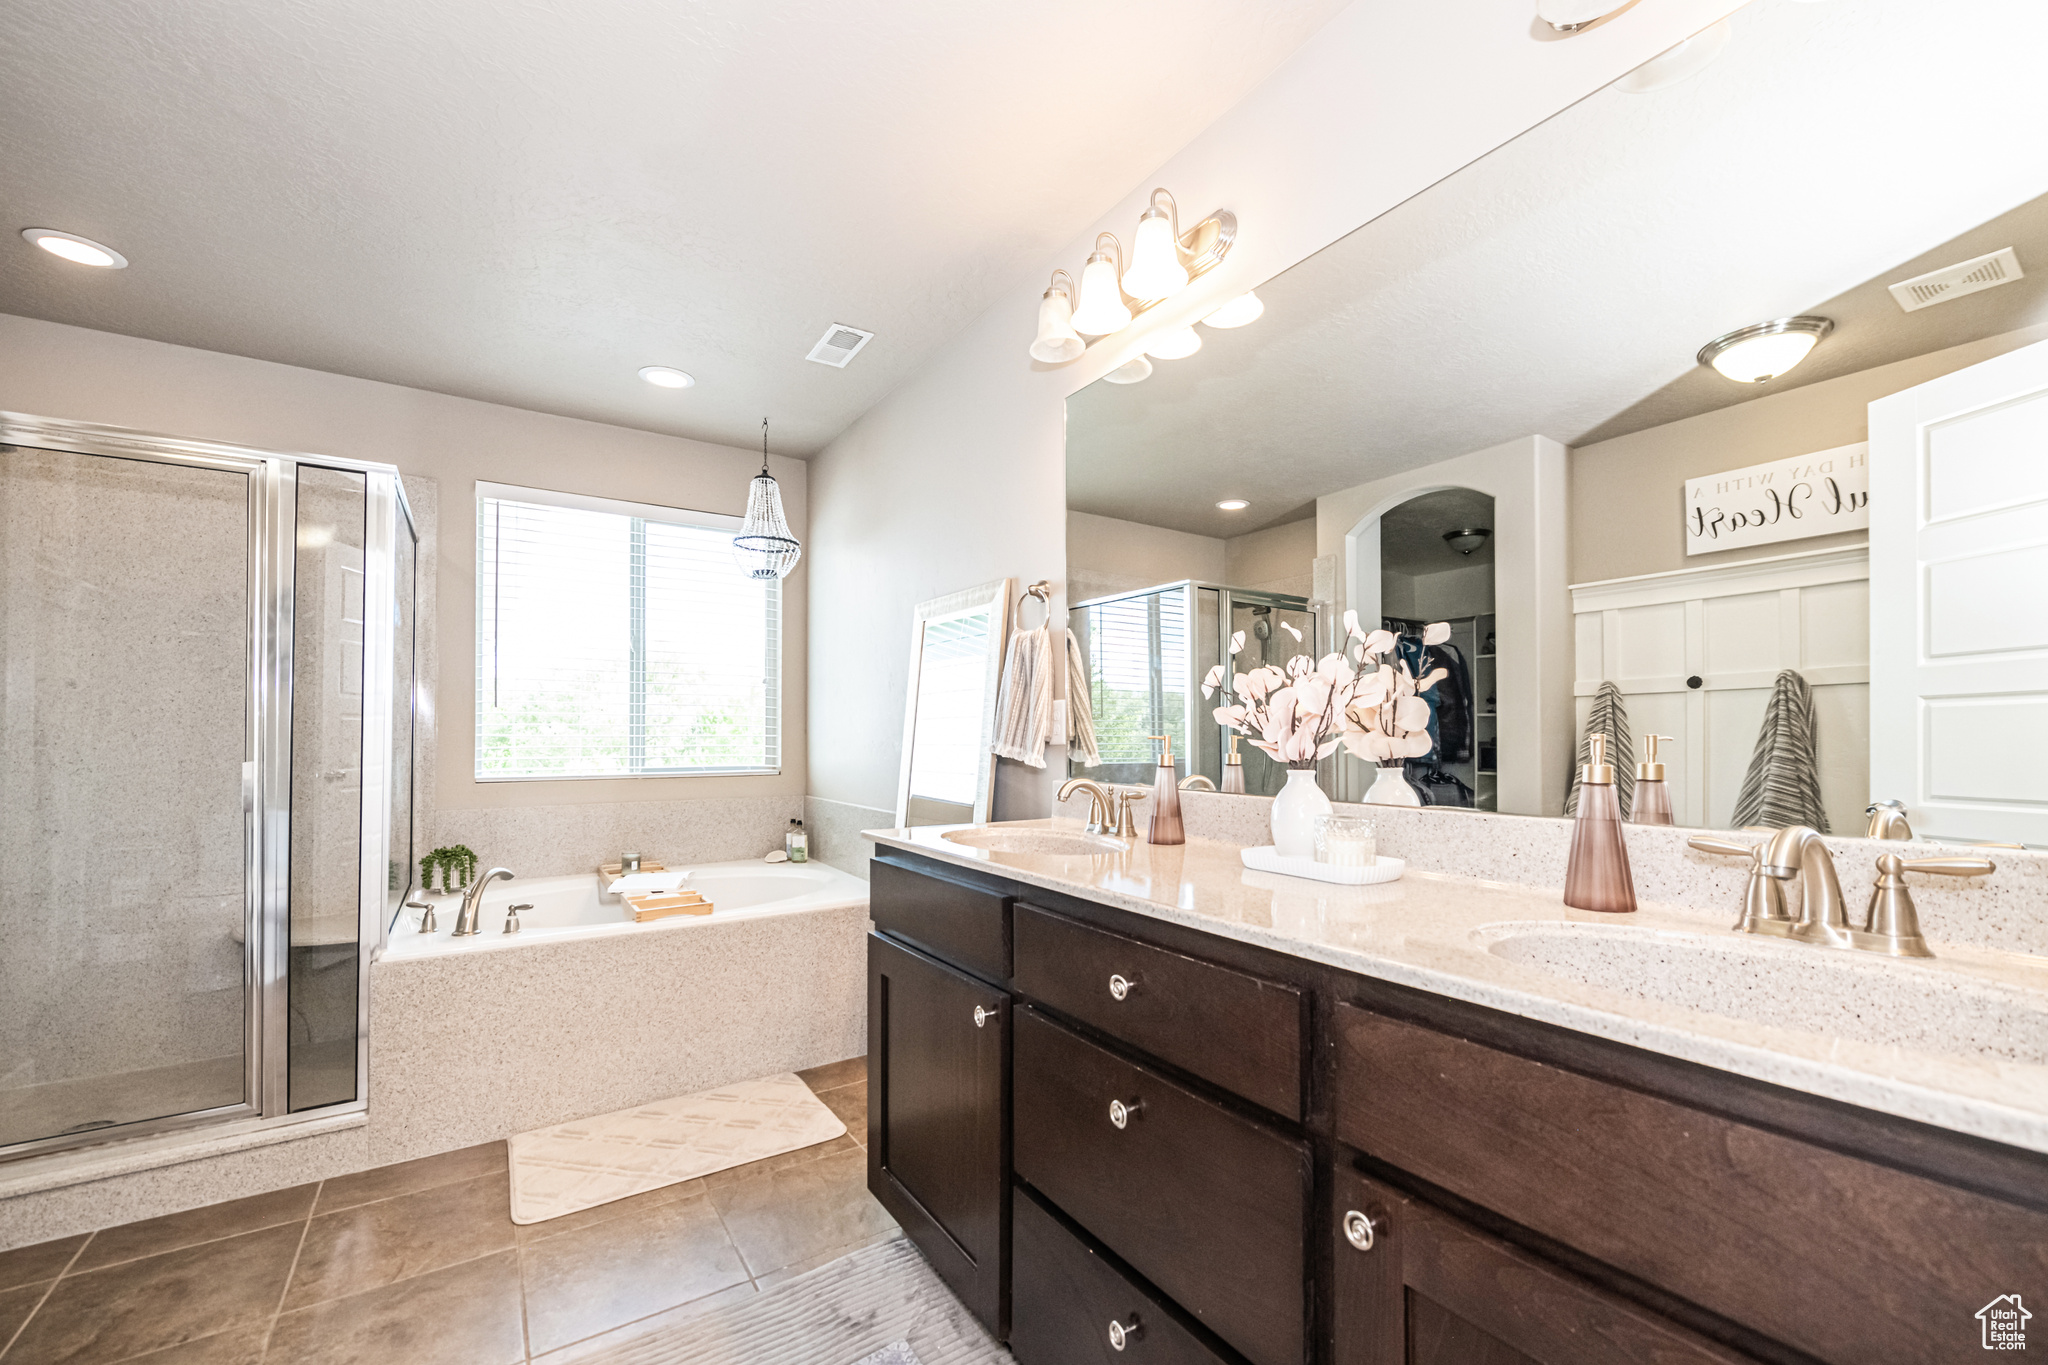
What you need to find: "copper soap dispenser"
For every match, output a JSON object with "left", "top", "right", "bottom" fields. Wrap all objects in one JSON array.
[
  {"left": 1148, "top": 734, "right": 1186, "bottom": 845},
  {"left": 1564, "top": 733, "right": 1636, "bottom": 913},
  {"left": 1630, "top": 734, "right": 1675, "bottom": 826}
]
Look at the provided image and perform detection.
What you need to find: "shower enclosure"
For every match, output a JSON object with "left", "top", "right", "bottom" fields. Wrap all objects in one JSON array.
[{"left": 0, "top": 414, "right": 417, "bottom": 1162}]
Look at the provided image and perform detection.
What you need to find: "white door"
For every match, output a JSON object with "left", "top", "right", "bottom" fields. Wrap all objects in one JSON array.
[{"left": 1869, "top": 339, "right": 2048, "bottom": 845}]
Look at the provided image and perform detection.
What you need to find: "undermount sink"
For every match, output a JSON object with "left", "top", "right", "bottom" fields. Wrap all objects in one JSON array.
[
  {"left": 941, "top": 827, "right": 1128, "bottom": 857},
  {"left": 1479, "top": 923, "right": 2048, "bottom": 1065}
]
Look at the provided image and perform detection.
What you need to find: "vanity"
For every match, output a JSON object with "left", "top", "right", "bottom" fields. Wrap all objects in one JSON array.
[{"left": 861, "top": 822, "right": 2048, "bottom": 1365}]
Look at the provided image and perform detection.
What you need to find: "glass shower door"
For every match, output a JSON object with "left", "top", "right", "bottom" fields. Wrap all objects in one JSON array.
[{"left": 0, "top": 446, "right": 255, "bottom": 1146}]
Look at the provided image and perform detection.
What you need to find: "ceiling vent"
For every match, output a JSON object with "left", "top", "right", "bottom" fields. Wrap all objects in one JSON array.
[
  {"left": 805, "top": 323, "right": 874, "bottom": 368},
  {"left": 1887, "top": 247, "right": 2024, "bottom": 313}
]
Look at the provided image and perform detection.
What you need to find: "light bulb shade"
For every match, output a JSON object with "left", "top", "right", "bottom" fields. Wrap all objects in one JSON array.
[
  {"left": 1143, "top": 326, "right": 1202, "bottom": 361},
  {"left": 1698, "top": 316, "right": 1833, "bottom": 384},
  {"left": 733, "top": 472, "right": 802, "bottom": 579},
  {"left": 1201, "top": 291, "right": 1264, "bottom": 328},
  {"left": 1071, "top": 254, "right": 1133, "bottom": 335},
  {"left": 1122, "top": 210, "right": 1189, "bottom": 301},
  {"left": 1103, "top": 355, "right": 1153, "bottom": 384},
  {"left": 1029, "top": 288, "right": 1086, "bottom": 363}
]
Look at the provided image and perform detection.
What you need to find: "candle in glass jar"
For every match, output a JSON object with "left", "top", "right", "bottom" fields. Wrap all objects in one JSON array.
[{"left": 1313, "top": 815, "right": 1377, "bottom": 866}]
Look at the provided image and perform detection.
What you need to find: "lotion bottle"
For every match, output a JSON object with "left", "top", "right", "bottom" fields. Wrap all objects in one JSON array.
[
  {"left": 1148, "top": 734, "right": 1186, "bottom": 845},
  {"left": 1630, "top": 734, "right": 1675, "bottom": 826},
  {"left": 1221, "top": 734, "right": 1246, "bottom": 794},
  {"left": 1563, "top": 734, "right": 1636, "bottom": 913}
]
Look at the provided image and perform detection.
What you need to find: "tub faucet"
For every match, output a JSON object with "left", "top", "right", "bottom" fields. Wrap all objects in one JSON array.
[
  {"left": 1760, "top": 827, "right": 1852, "bottom": 949},
  {"left": 453, "top": 867, "right": 514, "bottom": 937}
]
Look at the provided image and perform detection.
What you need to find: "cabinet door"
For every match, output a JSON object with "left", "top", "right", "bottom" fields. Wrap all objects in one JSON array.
[
  {"left": 1332, "top": 1166, "right": 1754, "bottom": 1365},
  {"left": 868, "top": 931, "right": 1009, "bottom": 1337}
]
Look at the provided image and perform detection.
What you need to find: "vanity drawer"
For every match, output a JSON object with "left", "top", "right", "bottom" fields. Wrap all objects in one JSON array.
[
  {"left": 1014, "top": 1006, "right": 1308, "bottom": 1365},
  {"left": 869, "top": 858, "right": 1011, "bottom": 984},
  {"left": 1333, "top": 1003, "right": 2048, "bottom": 1365},
  {"left": 1013, "top": 904, "right": 1304, "bottom": 1119},
  {"left": 1011, "top": 1186, "right": 1231, "bottom": 1365}
]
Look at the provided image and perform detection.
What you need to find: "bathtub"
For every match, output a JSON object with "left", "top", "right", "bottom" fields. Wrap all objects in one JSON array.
[{"left": 383, "top": 859, "right": 864, "bottom": 958}]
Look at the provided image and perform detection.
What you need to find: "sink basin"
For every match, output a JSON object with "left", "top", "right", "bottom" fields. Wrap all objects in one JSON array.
[
  {"left": 1479, "top": 923, "right": 2048, "bottom": 1064},
  {"left": 941, "top": 827, "right": 1128, "bottom": 857}
]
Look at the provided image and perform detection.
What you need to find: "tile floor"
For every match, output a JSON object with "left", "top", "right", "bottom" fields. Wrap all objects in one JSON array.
[{"left": 0, "top": 1058, "right": 889, "bottom": 1365}]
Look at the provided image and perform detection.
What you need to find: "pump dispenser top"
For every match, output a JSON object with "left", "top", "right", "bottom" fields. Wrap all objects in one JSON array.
[
  {"left": 1148, "top": 734, "right": 1186, "bottom": 845},
  {"left": 1564, "top": 733, "right": 1637, "bottom": 912},
  {"left": 1630, "top": 734, "right": 1675, "bottom": 827}
]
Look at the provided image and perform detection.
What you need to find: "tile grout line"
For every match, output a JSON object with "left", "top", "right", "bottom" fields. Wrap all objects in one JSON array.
[
  {"left": 516, "top": 1237, "right": 533, "bottom": 1363},
  {"left": 260, "top": 1197, "right": 319, "bottom": 1361},
  {"left": 0, "top": 1232, "right": 92, "bottom": 1361}
]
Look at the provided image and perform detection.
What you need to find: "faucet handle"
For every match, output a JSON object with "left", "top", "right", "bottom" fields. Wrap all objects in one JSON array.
[
  {"left": 1893, "top": 855, "right": 1996, "bottom": 879},
  {"left": 1687, "top": 836, "right": 1756, "bottom": 859},
  {"left": 1688, "top": 836, "right": 1792, "bottom": 931},
  {"left": 1859, "top": 852, "right": 1989, "bottom": 959},
  {"left": 404, "top": 899, "right": 438, "bottom": 933}
]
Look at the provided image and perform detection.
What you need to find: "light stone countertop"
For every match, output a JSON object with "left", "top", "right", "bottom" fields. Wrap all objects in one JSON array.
[{"left": 866, "top": 820, "right": 2048, "bottom": 1157}]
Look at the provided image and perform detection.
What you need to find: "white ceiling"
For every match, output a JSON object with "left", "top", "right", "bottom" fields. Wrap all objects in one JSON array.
[
  {"left": 0, "top": 0, "right": 1350, "bottom": 455},
  {"left": 1067, "top": 0, "right": 2048, "bottom": 538}
]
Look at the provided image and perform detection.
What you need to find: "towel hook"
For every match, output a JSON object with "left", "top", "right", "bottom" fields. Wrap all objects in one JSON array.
[{"left": 1017, "top": 580, "right": 1052, "bottom": 630}]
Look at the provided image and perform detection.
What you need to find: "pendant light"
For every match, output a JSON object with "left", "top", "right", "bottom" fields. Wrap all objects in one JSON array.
[{"left": 733, "top": 418, "right": 802, "bottom": 580}]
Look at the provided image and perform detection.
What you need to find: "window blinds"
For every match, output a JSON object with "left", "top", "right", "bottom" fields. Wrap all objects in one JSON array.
[
  {"left": 476, "top": 485, "right": 780, "bottom": 779},
  {"left": 1084, "top": 589, "right": 1187, "bottom": 767}
]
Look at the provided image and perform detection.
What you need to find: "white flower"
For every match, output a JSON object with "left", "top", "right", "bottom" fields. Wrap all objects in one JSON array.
[
  {"left": 1280, "top": 620, "right": 1302, "bottom": 642},
  {"left": 1238, "top": 670, "right": 1269, "bottom": 700},
  {"left": 1394, "top": 695, "right": 1431, "bottom": 732},
  {"left": 1423, "top": 621, "right": 1451, "bottom": 646},
  {"left": 1201, "top": 663, "right": 1225, "bottom": 698},
  {"left": 1344, "top": 730, "right": 1396, "bottom": 763},
  {"left": 1213, "top": 704, "right": 1246, "bottom": 728},
  {"left": 1414, "top": 666, "right": 1448, "bottom": 694},
  {"left": 1229, "top": 630, "right": 1246, "bottom": 656},
  {"left": 1361, "top": 629, "right": 1396, "bottom": 658},
  {"left": 1342, "top": 609, "right": 1364, "bottom": 641},
  {"left": 1396, "top": 731, "right": 1435, "bottom": 758},
  {"left": 1296, "top": 674, "right": 1333, "bottom": 718},
  {"left": 1316, "top": 652, "right": 1354, "bottom": 685},
  {"left": 1286, "top": 653, "right": 1314, "bottom": 679}
]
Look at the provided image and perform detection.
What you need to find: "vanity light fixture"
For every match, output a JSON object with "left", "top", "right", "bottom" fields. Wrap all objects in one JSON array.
[
  {"left": 733, "top": 418, "right": 801, "bottom": 580},
  {"left": 1144, "top": 326, "right": 1203, "bottom": 361},
  {"left": 1030, "top": 269, "right": 1086, "bottom": 363},
  {"left": 1216, "top": 499, "right": 1250, "bottom": 512},
  {"left": 1697, "top": 316, "right": 1834, "bottom": 384},
  {"left": 1122, "top": 190, "right": 1194, "bottom": 300},
  {"left": 638, "top": 365, "right": 696, "bottom": 389},
  {"left": 22, "top": 228, "right": 127, "bottom": 268},
  {"left": 1201, "top": 292, "right": 1265, "bottom": 329},
  {"left": 1070, "top": 234, "right": 1135, "bottom": 337},
  {"left": 1103, "top": 355, "right": 1154, "bottom": 384},
  {"left": 1443, "top": 527, "right": 1491, "bottom": 556}
]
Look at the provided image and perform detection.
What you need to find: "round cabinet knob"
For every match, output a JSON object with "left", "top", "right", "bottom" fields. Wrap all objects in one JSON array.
[
  {"left": 972, "top": 1005, "right": 996, "bottom": 1029},
  {"left": 1343, "top": 1209, "right": 1378, "bottom": 1252},
  {"left": 1108, "top": 1098, "right": 1144, "bottom": 1130},
  {"left": 1107, "top": 1315, "right": 1143, "bottom": 1351},
  {"left": 1108, "top": 973, "right": 1134, "bottom": 1001}
]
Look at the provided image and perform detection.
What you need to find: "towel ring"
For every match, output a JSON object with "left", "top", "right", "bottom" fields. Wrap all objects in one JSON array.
[{"left": 1017, "top": 580, "right": 1052, "bottom": 630}]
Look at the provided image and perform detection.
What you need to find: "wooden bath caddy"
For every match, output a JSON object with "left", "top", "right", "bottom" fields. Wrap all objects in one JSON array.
[
  {"left": 623, "top": 890, "right": 714, "bottom": 922},
  {"left": 598, "top": 859, "right": 668, "bottom": 879}
]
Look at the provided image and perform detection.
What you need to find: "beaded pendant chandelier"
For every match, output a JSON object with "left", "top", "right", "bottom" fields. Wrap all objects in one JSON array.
[{"left": 733, "top": 418, "right": 801, "bottom": 580}]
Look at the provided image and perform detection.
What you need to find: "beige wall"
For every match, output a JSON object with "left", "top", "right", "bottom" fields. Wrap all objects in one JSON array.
[
  {"left": 1225, "top": 517, "right": 1316, "bottom": 598},
  {"left": 1067, "top": 510, "right": 1225, "bottom": 605},
  {"left": 810, "top": 0, "right": 1747, "bottom": 818},
  {"left": 1569, "top": 323, "right": 2048, "bottom": 584},
  {"left": 0, "top": 313, "right": 806, "bottom": 818}
]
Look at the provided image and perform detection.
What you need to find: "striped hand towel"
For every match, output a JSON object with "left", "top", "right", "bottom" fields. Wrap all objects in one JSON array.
[
  {"left": 1566, "top": 682, "right": 1635, "bottom": 818},
  {"left": 991, "top": 625, "right": 1053, "bottom": 768},
  {"left": 1064, "top": 628, "right": 1100, "bottom": 768},
  {"left": 1731, "top": 669, "right": 1829, "bottom": 833}
]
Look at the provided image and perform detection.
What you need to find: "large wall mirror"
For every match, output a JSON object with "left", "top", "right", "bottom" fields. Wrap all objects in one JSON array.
[
  {"left": 1065, "top": 0, "right": 2048, "bottom": 845},
  {"left": 898, "top": 579, "right": 1013, "bottom": 827}
]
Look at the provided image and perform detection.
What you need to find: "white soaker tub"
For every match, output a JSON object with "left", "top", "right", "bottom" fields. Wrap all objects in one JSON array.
[
  {"left": 384, "top": 860, "right": 860, "bottom": 956},
  {"left": 368, "top": 858, "right": 870, "bottom": 1165}
]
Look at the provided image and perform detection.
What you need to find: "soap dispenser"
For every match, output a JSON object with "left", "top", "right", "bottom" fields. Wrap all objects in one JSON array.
[
  {"left": 1630, "top": 734, "right": 1675, "bottom": 826},
  {"left": 1221, "top": 734, "right": 1246, "bottom": 794},
  {"left": 1147, "top": 734, "right": 1186, "bottom": 845},
  {"left": 1564, "top": 733, "right": 1636, "bottom": 913}
]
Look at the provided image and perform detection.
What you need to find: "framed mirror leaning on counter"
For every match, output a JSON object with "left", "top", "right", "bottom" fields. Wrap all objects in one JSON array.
[{"left": 1061, "top": 0, "right": 2047, "bottom": 847}]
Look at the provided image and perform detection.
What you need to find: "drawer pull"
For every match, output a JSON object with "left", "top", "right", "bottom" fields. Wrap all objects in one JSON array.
[
  {"left": 1107, "top": 1314, "right": 1143, "bottom": 1351},
  {"left": 1108, "top": 972, "right": 1136, "bottom": 1001},
  {"left": 973, "top": 1005, "right": 996, "bottom": 1029},
  {"left": 1108, "top": 1097, "right": 1144, "bottom": 1130},
  {"left": 1343, "top": 1208, "right": 1378, "bottom": 1252}
]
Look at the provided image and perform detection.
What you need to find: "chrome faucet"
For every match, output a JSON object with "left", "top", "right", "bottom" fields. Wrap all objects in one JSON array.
[
  {"left": 452, "top": 867, "right": 514, "bottom": 937},
  {"left": 1761, "top": 826, "right": 1854, "bottom": 949},
  {"left": 1058, "top": 778, "right": 1116, "bottom": 834}
]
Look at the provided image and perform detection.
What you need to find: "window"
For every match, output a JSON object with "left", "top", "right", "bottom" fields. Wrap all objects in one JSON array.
[
  {"left": 1082, "top": 588, "right": 1187, "bottom": 769},
  {"left": 476, "top": 483, "right": 779, "bottom": 779}
]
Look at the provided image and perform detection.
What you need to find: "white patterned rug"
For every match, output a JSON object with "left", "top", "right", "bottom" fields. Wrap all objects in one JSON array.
[{"left": 507, "top": 1072, "right": 848, "bottom": 1224}]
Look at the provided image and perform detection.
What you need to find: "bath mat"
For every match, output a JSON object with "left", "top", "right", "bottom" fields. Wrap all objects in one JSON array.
[
  {"left": 507, "top": 1072, "right": 847, "bottom": 1224},
  {"left": 567, "top": 1237, "right": 1012, "bottom": 1365}
]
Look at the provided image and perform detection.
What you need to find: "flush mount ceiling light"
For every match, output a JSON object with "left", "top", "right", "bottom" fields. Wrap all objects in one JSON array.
[
  {"left": 1201, "top": 292, "right": 1265, "bottom": 329},
  {"left": 22, "top": 228, "right": 127, "bottom": 268},
  {"left": 1443, "top": 527, "right": 1491, "bottom": 556},
  {"left": 1697, "top": 316, "right": 1834, "bottom": 384},
  {"left": 637, "top": 365, "right": 695, "bottom": 389},
  {"left": 1031, "top": 188, "right": 1238, "bottom": 358},
  {"left": 1103, "top": 355, "right": 1154, "bottom": 384},
  {"left": 1616, "top": 18, "right": 1732, "bottom": 93},
  {"left": 733, "top": 418, "right": 801, "bottom": 580},
  {"left": 1216, "top": 499, "right": 1250, "bottom": 511},
  {"left": 1144, "top": 326, "right": 1203, "bottom": 361}
]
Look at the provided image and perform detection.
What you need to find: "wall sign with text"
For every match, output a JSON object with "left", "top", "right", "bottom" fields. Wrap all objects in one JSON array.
[{"left": 1684, "top": 442, "right": 1869, "bottom": 555}]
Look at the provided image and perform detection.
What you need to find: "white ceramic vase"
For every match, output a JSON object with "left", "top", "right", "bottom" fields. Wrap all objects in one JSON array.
[
  {"left": 1271, "top": 768, "right": 1333, "bottom": 858},
  {"left": 1365, "top": 763, "right": 1421, "bottom": 807}
]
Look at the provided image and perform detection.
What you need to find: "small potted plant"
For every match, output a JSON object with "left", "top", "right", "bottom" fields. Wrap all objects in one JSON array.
[
  {"left": 1338, "top": 612, "right": 1450, "bottom": 807},
  {"left": 1202, "top": 626, "right": 1362, "bottom": 856}
]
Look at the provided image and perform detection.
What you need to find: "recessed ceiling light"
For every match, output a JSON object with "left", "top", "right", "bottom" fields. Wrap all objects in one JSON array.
[
  {"left": 1216, "top": 499, "right": 1250, "bottom": 511},
  {"left": 638, "top": 366, "right": 695, "bottom": 389},
  {"left": 1144, "top": 326, "right": 1203, "bottom": 361},
  {"left": 1103, "top": 355, "right": 1154, "bottom": 385},
  {"left": 1696, "top": 316, "right": 1834, "bottom": 384},
  {"left": 22, "top": 228, "right": 126, "bottom": 268},
  {"left": 1201, "top": 292, "right": 1265, "bottom": 329}
]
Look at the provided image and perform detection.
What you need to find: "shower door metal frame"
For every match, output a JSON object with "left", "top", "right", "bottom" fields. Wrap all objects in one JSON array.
[{"left": 0, "top": 413, "right": 411, "bottom": 1166}]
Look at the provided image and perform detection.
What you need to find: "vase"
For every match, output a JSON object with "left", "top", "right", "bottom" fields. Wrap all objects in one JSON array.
[
  {"left": 1365, "top": 763, "right": 1421, "bottom": 807},
  {"left": 1271, "top": 768, "right": 1333, "bottom": 858}
]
